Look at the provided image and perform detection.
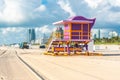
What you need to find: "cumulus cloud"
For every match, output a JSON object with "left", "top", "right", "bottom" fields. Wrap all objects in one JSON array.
[
  {"left": 1, "top": 0, "right": 120, "bottom": 44},
  {"left": 0, "top": 0, "right": 25, "bottom": 23},
  {"left": 35, "top": 25, "right": 51, "bottom": 33},
  {"left": 83, "top": 0, "right": 120, "bottom": 24},
  {"left": 108, "top": 0, "right": 120, "bottom": 7},
  {"left": 1, "top": 27, "right": 25, "bottom": 35},
  {"left": 57, "top": 0, "right": 76, "bottom": 17},
  {"left": 84, "top": 0, "right": 103, "bottom": 9},
  {"left": 0, "top": 0, "right": 120, "bottom": 27},
  {"left": 0, "top": 0, "right": 5, "bottom": 12},
  {"left": 0, "top": 27, "right": 27, "bottom": 44},
  {"left": 109, "top": 31, "right": 118, "bottom": 37},
  {"left": 34, "top": 5, "right": 46, "bottom": 12}
]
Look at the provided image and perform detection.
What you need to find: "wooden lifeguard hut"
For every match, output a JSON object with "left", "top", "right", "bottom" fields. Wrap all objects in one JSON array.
[{"left": 45, "top": 16, "right": 101, "bottom": 56}]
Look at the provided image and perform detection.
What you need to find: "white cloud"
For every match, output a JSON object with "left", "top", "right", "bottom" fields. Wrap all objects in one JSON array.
[
  {"left": 109, "top": 0, "right": 120, "bottom": 7},
  {"left": 0, "top": 0, "right": 25, "bottom": 23},
  {"left": 95, "top": 6, "right": 120, "bottom": 23},
  {"left": 109, "top": 31, "right": 118, "bottom": 37},
  {"left": 1, "top": 27, "right": 24, "bottom": 35},
  {"left": 0, "top": 27, "right": 26, "bottom": 44},
  {"left": 107, "top": 13, "right": 120, "bottom": 23},
  {"left": 57, "top": 0, "right": 76, "bottom": 17},
  {"left": 84, "top": 0, "right": 120, "bottom": 23},
  {"left": 84, "top": 0, "right": 103, "bottom": 9},
  {"left": 1, "top": 0, "right": 120, "bottom": 44},
  {"left": 0, "top": 0, "right": 5, "bottom": 12},
  {"left": 34, "top": 5, "right": 46, "bottom": 12},
  {"left": 35, "top": 25, "right": 51, "bottom": 33}
]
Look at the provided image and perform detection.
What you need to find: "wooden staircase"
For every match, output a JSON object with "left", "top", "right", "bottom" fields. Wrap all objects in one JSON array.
[{"left": 46, "top": 32, "right": 54, "bottom": 52}]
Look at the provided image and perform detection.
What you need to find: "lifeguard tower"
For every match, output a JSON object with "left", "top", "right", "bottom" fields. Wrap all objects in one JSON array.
[{"left": 45, "top": 16, "right": 101, "bottom": 56}]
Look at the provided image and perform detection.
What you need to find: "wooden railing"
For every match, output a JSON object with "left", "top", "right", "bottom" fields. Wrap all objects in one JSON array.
[{"left": 46, "top": 32, "right": 53, "bottom": 49}]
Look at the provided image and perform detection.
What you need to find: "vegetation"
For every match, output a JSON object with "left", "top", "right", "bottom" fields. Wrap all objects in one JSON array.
[
  {"left": 32, "top": 43, "right": 40, "bottom": 45},
  {"left": 94, "top": 36, "right": 120, "bottom": 45}
]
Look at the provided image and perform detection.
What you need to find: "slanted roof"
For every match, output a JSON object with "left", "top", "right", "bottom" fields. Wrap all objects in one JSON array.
[{"left": 53, "top": 16, "right": 96, "bottom": 27}]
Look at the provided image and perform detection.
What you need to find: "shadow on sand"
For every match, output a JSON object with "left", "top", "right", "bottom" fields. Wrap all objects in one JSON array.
[{"left": 103, "top": 54, "right": 120, "bottom": 56}]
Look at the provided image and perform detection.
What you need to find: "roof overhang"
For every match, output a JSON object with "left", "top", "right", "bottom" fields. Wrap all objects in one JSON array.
[{"left": 53, "top": 20, "right": 93, "bottom": 25}]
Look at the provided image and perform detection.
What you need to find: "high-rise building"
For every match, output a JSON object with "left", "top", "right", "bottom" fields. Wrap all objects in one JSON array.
[
  {"left": 28, "top": 29, "right": 31, "bottom": 42},
  {"left": 98, "top": 29, "right": 101, "bottom": 39},
  {"left": 28, "top": 28, "right": 36, "bottom": 43},
  {"left": 31, "top": 29, "right": 36, "bottom": 41},
  {"left": 94, "top": 34, "right": 97, "bottom": 39},
  {"left": 39, "top": 33, "right": 48, "bottom": 44}
]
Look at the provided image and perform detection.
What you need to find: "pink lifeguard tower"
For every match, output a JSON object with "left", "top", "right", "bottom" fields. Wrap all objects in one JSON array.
[{"left": 45, "top": 16, "right": 99, "bottom": 56}]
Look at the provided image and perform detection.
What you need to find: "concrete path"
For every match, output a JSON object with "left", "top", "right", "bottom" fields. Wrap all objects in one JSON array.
[
  {"left": 0, "top": 48, "right": 40, "bottom": 80},
  {"left": 1, "top": 47, "right": 120, "bottom": 80},
  {"left": 19, "top": 49, "right": 120, "bottom": 80}
]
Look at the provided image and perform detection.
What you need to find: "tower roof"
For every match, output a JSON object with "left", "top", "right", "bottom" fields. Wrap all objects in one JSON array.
[{"left": 53, "top": 16, "right": 96, "bottom": 27}]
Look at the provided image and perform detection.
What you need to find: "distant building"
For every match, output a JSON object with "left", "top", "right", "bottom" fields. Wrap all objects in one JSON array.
[
  {"left": 34, "top": 33, "right": 49, "bottom": 45},
  {"left": 94, "top": 34, "right": 97, "bottom": 39},
  {"left": 98, "top": 29, "right": 101, "bottom": 39},
  {"left": 28, "top": 28, "right": 36, "bottom": 43},
  {"left": 54, "top": 27, "right": 63, "bottom": 39}
]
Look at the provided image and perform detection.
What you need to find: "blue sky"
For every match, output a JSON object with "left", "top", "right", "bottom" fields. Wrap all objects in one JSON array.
[{"left": 0, "top": 0, "right": 120, "bottom": 44}]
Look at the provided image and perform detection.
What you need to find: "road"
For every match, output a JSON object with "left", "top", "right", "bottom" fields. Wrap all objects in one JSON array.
[
  {"left": 1, "top": 47, "right": 120, "bottom": 80},
  {"left": 18, "top": 48, "right": 120, "bottom": 80},
  {"left": 0, "top": 47, "right": 42, "bottom": 80}
]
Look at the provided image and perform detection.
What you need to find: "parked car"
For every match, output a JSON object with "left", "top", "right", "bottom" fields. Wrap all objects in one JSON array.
[
  {"left": 39, "top": 44, "right": 45, "bottom": 48},
  {"left": 19, "top": 42, "right": 29, "bottom": 49}
]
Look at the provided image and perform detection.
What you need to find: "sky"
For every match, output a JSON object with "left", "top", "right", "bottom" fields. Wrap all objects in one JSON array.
[{"left": 0, "top": 0, "right": 120, "bottom": 45}]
